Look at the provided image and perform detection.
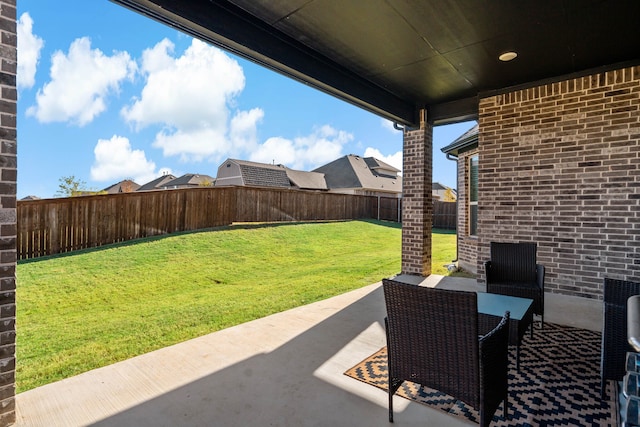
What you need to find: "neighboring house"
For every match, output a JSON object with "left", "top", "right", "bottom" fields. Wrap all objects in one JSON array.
[
  {"left": 102, "top": 179, "right": 140, "bottom": 194},
  {"left": 441, "top": 123, "right": 479, "bottom": 274},
  {"left": 312, "top": 154, "right": 402, "bottom": 197},
  {"left": 214, "top": 159, "right": 327, "bottom": 191},
  {"left": 284, "top": 168, "right": 327, "bottom": 191},
  {"left": 20, "top": 195, "right": 40, "bottom": 201},
  {"left": 432, "top": 182, "right": 456, "bottom": 201},
  {"left": 137, "top": 174, "right": 177, "bottom": 192},
  {"left": 159, "top": 173, "right": 215, "bottom": 189}
]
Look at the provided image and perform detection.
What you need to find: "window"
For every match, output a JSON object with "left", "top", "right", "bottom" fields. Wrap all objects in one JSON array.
[{"left": 469, "top": 155, "right": 478, "bottom": 236}]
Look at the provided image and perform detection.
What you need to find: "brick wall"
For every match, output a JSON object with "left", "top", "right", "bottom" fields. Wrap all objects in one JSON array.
[
  {"left": 478, "top": 65, "right": 640, "bottom": 299},
  {"left": 401, "top": 110, "right": 433, "bottom": 276},
  {"left": 456, "top": 148, "right": 479, "bottom": 274},
  {"left": 0, "top": 0, "right": 15, "bottom": 424}
]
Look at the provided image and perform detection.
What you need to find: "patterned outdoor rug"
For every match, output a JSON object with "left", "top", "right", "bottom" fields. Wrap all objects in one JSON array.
[{"left": 345, "top": 323, "right": 617, "bottom": 426}]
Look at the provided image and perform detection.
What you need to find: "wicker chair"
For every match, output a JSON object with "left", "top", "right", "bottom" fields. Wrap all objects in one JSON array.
[
  {"left": 382, "top": 278, "right": 510, "bottom": 426},
  {"left": 601, "top": 278, "right": 640, "bottom": 399},
  {"left": 485, "top": 242, "right": 545, "bottom": 328}
]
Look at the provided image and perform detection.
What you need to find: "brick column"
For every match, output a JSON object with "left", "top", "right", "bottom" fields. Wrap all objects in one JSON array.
[
  {"left": 0, "top": 1, "right": 16, "bottom": 425},
  {"left": 401, "top": 109, "right": 433, "bottom": 276}
]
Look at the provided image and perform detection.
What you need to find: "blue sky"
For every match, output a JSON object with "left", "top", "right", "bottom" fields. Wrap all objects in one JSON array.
[{"left": 17, "top": 0, "right": 475, "bottom": 199}]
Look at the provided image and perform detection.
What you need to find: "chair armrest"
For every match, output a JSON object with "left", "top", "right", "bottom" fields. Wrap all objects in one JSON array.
[
  {"left": 536, "top": 264, "right": 545, "bottom": 291},
  {"left": 479, "top": 312, "right": 510, "bottom": 400},
  {"left": 479, "top": 311, "right": 510, "bottom": 347}
]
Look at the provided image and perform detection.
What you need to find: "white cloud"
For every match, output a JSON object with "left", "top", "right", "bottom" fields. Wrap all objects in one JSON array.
[
  {"left": 250, "top": 125, "right": 352, "bottom": 170},
  {"left": 17, "top": 13, "right": 44, "bottom": 90},
  {"left": 364, "top": 147, "right": 403, "bottom": 173},
  {"left": 230, "top": 108, "right": 264, "bottom": 152},
  {"left": 251, "top": 137, "right": 296, "bottom": 166},
  {"left": 122, "top": 38, "right": 249, "bottom": 162},
  {"left": 381, "top": 118, "right": 401, "bottom": 133},
  {"left": 140, "top": 38, "right": 175, "bottom": 74},
  {"left": 91, "top": 135, "right": 157, "bottom": 184},
  {"left": 153, "top": 127, "right": 230, "bottom": 163},
  {"left": 27, "top": 37, "right": 136, "bottom": 126}
]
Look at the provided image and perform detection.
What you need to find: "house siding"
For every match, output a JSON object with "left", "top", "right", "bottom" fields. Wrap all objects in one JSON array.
[
  {"left": 215, "top": 163, "right": 244, "bottom": 186},
  {"left": 401, "top": 110, "right": 432, "bottom": 276},
  {"left": 477, "top": 65, "right": 640, "bottom": 299},
  {"left": 0, "top": 0, "right": 16, "bottom": 424}
]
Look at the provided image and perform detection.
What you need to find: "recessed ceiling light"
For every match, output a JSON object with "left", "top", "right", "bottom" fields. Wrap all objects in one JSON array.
[{"left": 499, "top": 51, "right": 518, "bottom": 62}]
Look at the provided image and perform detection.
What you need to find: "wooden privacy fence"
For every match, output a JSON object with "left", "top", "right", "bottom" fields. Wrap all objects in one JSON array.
[
  {"left": 370, "top": 197, "right": 456, "bottom": 230},
  {"left": 17, "top": 187, "right": 456, "bottom": 260},
  {"left": 233, "top": 187, "right": 373, "bottom": 222},
  {"left": 18, "top": 188, "right": 236, "bottom": 260},
  {"left": 433, "top": 201, "right": 457, "bottom": 230},
  {"left": 17, "top": 187, "right": 374, "bottom": 260},
  {"left": 374, "top": 196, "right": 403, "bottom": 222}
]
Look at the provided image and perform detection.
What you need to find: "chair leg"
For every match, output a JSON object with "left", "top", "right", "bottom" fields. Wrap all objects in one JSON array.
[
  {"left": 504, "top": 393, "right": 509, "bottom": 420},
  {"left": 388, "top": 378, "right": 403, "bottom": 422},
  {"left": 530, "top": 322, "right": 534, "bottom": 339}
]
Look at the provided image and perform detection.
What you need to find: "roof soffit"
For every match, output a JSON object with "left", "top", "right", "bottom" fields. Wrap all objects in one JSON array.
[{"left": 111, "top": 0, "right": 640, "bottom": 127}]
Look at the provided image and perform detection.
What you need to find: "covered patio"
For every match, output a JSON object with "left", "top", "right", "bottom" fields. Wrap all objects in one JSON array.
[
  {"left": 0, "top": 0, "right": 638, "bottom": 425},
  {"left": 15, "top": 276, "right": 602, "bottom": 426}
]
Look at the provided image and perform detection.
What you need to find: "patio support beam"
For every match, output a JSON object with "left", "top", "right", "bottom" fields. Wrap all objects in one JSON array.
[{"left": 401, "top": 109, "right": 433, "bottom": 276}]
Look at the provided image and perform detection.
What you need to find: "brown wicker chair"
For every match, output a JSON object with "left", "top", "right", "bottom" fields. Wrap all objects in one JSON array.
[
  {"left": 382, "top": 278, "right": 510, "bottom": 426},
  {"left": 485, "top": 242, "right": 545, "bottom": 328},
  {"left": 601, "top": 278, "right": 640, "bottom": 399}
]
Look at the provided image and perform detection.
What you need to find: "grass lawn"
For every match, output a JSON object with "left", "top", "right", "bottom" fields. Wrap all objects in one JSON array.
[{"left": 16, "top": 220, "right": 461, "bottom": 393}]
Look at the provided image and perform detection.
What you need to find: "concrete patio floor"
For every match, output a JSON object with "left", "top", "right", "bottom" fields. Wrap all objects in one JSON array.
[{"left": 15, "top": 275, "right": 602, "bottom": 427}]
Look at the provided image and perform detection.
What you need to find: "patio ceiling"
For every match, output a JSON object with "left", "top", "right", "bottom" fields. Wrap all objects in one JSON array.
[{"left": 111, "top": 0, "right": 640, "bottom": 127}]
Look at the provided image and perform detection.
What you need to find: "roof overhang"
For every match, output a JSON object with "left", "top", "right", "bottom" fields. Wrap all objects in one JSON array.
[
  {"left": 111, "top": 0, "right": 640, "bottom": 128},
  {"left": 441, "top": 124, "right": 478, "bottom": 156}
]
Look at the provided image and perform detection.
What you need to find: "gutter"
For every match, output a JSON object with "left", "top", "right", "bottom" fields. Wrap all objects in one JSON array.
[{"left": 393, "top": 122, "right": 418, "bottom": 132}]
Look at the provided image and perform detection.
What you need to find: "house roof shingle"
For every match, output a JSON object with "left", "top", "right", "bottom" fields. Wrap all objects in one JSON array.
[
  {"left": 217, "top": 159, "right": 327, "bottom": 190},
  {"left": 161, "top": 173, "right": 214, "bottom": 188},
  {"left": 285, "top": 169, "right": 327, "bottom": 190},
  {"left": 363, "top": 157, "right": 400, "bottom": 177},
  {"left": 313, "top": 154, "right": 401, "bottom": 193},
  {"left": 102, "top": 180, "right": 140, "bottom": 194},
  {"left": 441, "top": 124, "right": 479, "bottom": 157},
  {"left": 137, "top": 174, "right": 177, "bottom": 191},
  {"left": 232, "top": 159, "right": 291, "bottom": 188}
]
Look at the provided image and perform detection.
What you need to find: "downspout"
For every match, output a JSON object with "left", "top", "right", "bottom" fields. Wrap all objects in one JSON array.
[
  {"left": 446, "top": 153, "right": 459, "bottom": 264},
  {"left": 393, "top": 121, "right": 417, "bottom": 225}
]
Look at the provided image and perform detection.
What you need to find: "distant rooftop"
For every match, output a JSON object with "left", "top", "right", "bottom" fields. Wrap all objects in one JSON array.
[{"left": 137, "top": 174, "right": 177, "bottom": 192}]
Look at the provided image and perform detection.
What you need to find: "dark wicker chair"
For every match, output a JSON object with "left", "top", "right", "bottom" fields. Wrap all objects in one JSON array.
[
  {"left": 601, "top": 278, "right": 640, "bottom": 399},
  {"left": 382, "top": 278, "right": 510, "bottom": 426},
  {"left": 485, "top": 242, "right": 545, "bottom": 328}
]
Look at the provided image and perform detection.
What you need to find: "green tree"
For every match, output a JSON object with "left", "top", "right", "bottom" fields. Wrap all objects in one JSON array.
[
  {"left": 56, "top": 175, "right": 87, "bottom": 197},
  {"left": 443, "top": 188, "right": 456, "bottom": 202}
]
